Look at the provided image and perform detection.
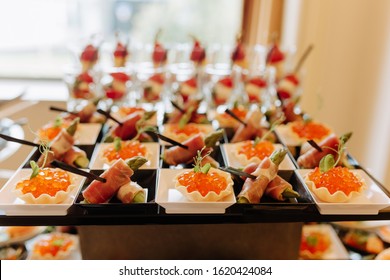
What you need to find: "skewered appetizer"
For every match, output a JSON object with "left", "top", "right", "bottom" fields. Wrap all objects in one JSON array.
[
  {"left": 305, "top": 153, "right": 366, "bottom": 203},
  {"left": 104, "top": 72, "right": 130, "bottom": 101},
  {"left": 297, "top": 132, "right": 352, "bottom": 169},
  {"left": 14, "top": 162, "right": 74, "bottom": 204},
  {"left": 237, "top": 149, "right": 293, "bottom": 203},
  {"left": 266, "top": 42, "right": 285, "bottom": 80},
  {"left": 244, "top": 76, "right": 267, "bottom": 103},
  {"left": 71, "top": 72, "right": 96, "bottom": 100},
  {"left": 211, "top": 76, "right": 234, "bottom": 106},
  {"left": 231, "top": 33, "right": 247, "bottom": 69},
  {"left": 82, "top": 156, "right": 147, "bottom": 204},
  {"left": 300, "top": 228, "right": 331, "bottom": 259},
  {"left": 152, "top": 29, "right": 167, "bottom": 68},
  {"left": 143, "top": 73, "right": 165, "bottom": 102},
  {"left": 113, "top": 41, "right": 129, "bottom": 67},
  {"left": 166, "top": 99, "right": 209, "bottom": 125},
  {"left": 30, "top": 233, "right": 78, "bottom": 260},
  {"left": 37, "top": 118, "right": 89, "bottom": 168},
  {"left": 190, "top": 36, "right": 206, "bottom": 66},
  {"left": 176, "top": 77, "right": 198, "bottom": 104},
  {"left": 38, "top": 116, "right": 73, "bottom": 142},
  {"left": 101, "top": 137, "right": 149, "bottom": 166},
  {"left": 162, "top": 129, "right": 223, "bottom": 167},
  {"left": 117, "top": 181, "right": 146, "bottom": 204},
  {"left": 343, "top": 229, "right": 384, "bottom": 255},
  {"left": 62, "top": 98, "right": 106, "bottom": 123},
  {"left": 80, "top": 44, "right": 99, "bottom": 72},
  {"left": 174, "top": 149, "right": 234, "bottom": 202},
  {"left": 215, "top": 103, "right": 248, "bottom": 130}
]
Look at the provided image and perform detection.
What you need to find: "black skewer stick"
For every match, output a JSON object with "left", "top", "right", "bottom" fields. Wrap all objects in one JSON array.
[
  {"left": 224, "top": 108, "right": 247, "bottom": 126},
  {"left": 97, "top": 109, "right": 122, "bottom": 126},
  {"left": 146, "top": 131, "right": 188, "bottom": 149},
  {"left": 171, "top": 101, "right": 185, "bottom": 113},
  {"left": 307, "top": 139, "right": 323, "bottom": 152},
  {"left": 49, "top": 106, "right": 78, "bottom": 116},
  {"left": 51, "top": 160, "right": 107, "bottom": 183},
  {"left": 0, "top": 133, "right": 40, "bottom": 148},
  {"left": 219, "top": 166, "right": 257, "bottom": 180}
]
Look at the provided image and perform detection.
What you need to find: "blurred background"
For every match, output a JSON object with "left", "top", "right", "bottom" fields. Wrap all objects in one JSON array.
[{"left": 0, "top": 0, "right": 389, "bottom": 189}]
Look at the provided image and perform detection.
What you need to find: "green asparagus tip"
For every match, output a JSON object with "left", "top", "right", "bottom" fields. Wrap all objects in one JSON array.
[
  {"left": 103, "top": 135, "right": 115, "bottom": 143},
  {"left": 133, "top": 191, "right": 146, "bottom": 203},
  {"left": 237, "top": 197, "right": 249, "bottom": 204},
  {"left": 270, "top": 148, "right": 287, "bottom": 166},
  {"left": 281, "top": 189, "right": 300, "bottom": 199},
  {"left": 204, "top": 129, "right": 224, "bottom": 147},
  {"left": 126, "top": 156, "right": 148, "bottom": 171},
  {"left": 66, "top": 117, "right": 80, "bottom": 136},
  {"left": 74, "top": 156, "right": 90, "bottom": 168},
  {"left": 340, "top": 132, "right": 353, "bottom": 145}
]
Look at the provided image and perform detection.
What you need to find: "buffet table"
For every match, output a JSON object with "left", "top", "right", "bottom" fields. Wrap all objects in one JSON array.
[{"left": 1, "top": 100, "right": 390, "bottom": 259}]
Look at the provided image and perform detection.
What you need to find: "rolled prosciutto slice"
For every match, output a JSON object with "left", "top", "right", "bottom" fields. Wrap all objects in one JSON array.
[
  {"left": 82, "top": 159, "right": 133, "bottom": 203},
  {"left": 231, "top": 108, "right": 263, "bottom": 143},
  {"left": 297, "top": 133, "right": 339, "bottom": 169},
  {"left": 237, "top": 149, "right": 286, "bottom": 203},
  {"left": 110, "top": 111, "right": 142, "bottom": 140},
  {"left": 265, "top": 175, "right": 298, "bottom": 201},
  {"left": 117, "top": 181, "right": 145, "bottom": 203},
  {"left": 62, "top": 146, "right": 89, "bottom": 168}
]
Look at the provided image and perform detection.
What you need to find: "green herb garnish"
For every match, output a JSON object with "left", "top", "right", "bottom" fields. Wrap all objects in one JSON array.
[
  {"left": 114, "top": 137, "right": 122, "bottom": 152},
  {"left": 193, "top": 147, "right": 212, "bottom": 174},
  {"left": 319, "top": 131, "right": 353, "bottom": 172},
  {"left": 53, "top": 116, "right": 63, "bottom": 128},
  {"left": 30, "top": 161, "right": 40, "bottom": 179}
]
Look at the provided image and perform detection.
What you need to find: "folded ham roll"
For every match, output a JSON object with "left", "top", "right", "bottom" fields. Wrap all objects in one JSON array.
[
  {"left": 62, "top": 146, "right": 88, "bottom": 168},
  {"left": 238, "top": 157, "right": 279, "bottom": 203},
  {"left": 117, "top": 181, "right": 145, "bottom": 203},
  {"left": 265, "top": 175, "right": 294, "bottom": 201},
  {"left": 231, "top": 108, "right": 263, "bottom": 143},
  {"left": 297, "top": 133, "right": 339, "bottom": 169},
  {"left": 110, "top": 111, "right": 142, "bottom": 140},
  {"left": 82, "top": 159, "right": 134, "bottom": 203},
  {"left": 163, "top": 133, "right": 212, "bottom": 166}
]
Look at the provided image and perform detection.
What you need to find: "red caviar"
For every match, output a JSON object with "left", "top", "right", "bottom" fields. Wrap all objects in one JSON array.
[
  {"left": 38, "top": 120, "right": 71, "bottom": 141},
  {"left": 169, "top": 123, "right": 201, "bottom": 136},
  {"left": 291, "top": 121, "right": 330, "bottom": 140},
  {"left": 16, "top": 169, "right": 71, "bottom": 198},
  {"left": 33, "top": 233, "right": 74, "bottom": 257},
  {"left": 177, "top": 171, "right": 227, "bottom": 197},
  {"left": 238, "top": 140, "right": 275, "bottom": 160},
  {"left": 222, "top": 107, "right": 247, "bottom": 121},
  {"left": 103, "top": 140, "right": 147, "bottom": 162},
  {"left": 118, "top": 107, "right": 145, "bottom": 116},
  {"left": 308, "top": 167, "right": 363, "bottom": 195},
  {"left": 300, "top": 231, "right": 330, "bottom": 254}
]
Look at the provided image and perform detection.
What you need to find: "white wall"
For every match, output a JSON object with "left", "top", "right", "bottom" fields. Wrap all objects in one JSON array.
[{"left": 283, "top": 0, "right": 390, "bottom": 189}]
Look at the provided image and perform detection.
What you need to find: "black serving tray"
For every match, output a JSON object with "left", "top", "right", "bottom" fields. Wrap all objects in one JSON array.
[
  {"left": 74, "top": 169, "right": 158, "bottom": 215},
  {"left": 226, "top": 170, "right": 316, "bottom": 214}
]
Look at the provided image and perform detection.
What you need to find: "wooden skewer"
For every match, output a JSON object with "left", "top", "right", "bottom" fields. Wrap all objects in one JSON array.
[
  {"left": 51, "top": 160, "right": 107, "bottom": 183},
  {"left": 171, "top": 101, "right": 185, "bottom": 114},
  {"left": 225, "top": 108, "right": 247, "bottom": 126},
  {"left": 218, "top": 166, "right": 257, "bottom": 180},
  {"left": 49, "top": 106, "right": 78, "bottom": 116},
  {"left": 146, "top": 131, "right": 188, "bottom": 149},
  {"left": 307, "top": 139, "right": 323, "bottom": 152},
  {"left": 97, "top": 109, "right": 122, "bottom": 126},
  {"left": 0, "top": 133, "right": 40, "bottom": 148}
]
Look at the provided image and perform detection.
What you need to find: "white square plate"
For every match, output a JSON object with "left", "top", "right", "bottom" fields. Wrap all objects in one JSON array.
[
  {"left": 221, "top": 143, "right": 296, "bottom": 170},
  {"left": 73, "top": 123, "right": 102, "bottom": 145},
  {"left": 275, "top": 125, "right": 303, "bottom": 147},
  {"left": 0, "top": 169, "right": 85, "bottom": 216},
  {"left": 296, "top": 169, "right": 390, "bottom": 215},
  {"left": 156, "top": 169, "right": 236, "bottom": 214},
  {"left": 89, "top": 142, "right": 160, "bottom": 169},
  {"left": 300, "top": 224, "right": 350, "bottom": 260}
]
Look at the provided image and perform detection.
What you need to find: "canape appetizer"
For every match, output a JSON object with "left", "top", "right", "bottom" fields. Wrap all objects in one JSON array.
[
  {"left": 285, "top": 119, "right": 332, "bottom": 145},
  {"left": 300, "top": 229, "right": 331, "bottom": 259},
  {"left": 231, "top": 33, "right": 247, "bottom": 69},
  {"left": 71, "top": 72, "right": 96, "bottom": 100},
  {"left": 305, "top": 153, "right": 366, "bottom": 203},
  {"left": 266, "top": 42, "right": 285, "bottom": 80},
  {"left": 343, "top": 229, "right": 384, "bottom": 255},
  {"left": 117, "top": 181, "right": 146, "bottom": 204},
  {"left": 80, "top": 44, "right": 99, "bottom": 72},
  {"left": 190, "top": 36, "right": 206, "bottom": 66},
  {"left": 30, "top": 233, "right": 78, "bottom": 260},
  {"left": 166, "top": 99, "right": 209, "bottom": 125},
  {"left": 234, "top": 138, "right": 276, "bottom": 166},
  {"left": 101, "top": 137, "right": 148, "bottom": 165},
  {"left": 104, "top": 72, "right": 130, "bottom": 101},
  {"left": 237, "top": 149, "right": 289, "bottom": 203},
  {"left": 215, "top": 103, "right": 248, "bottom": 130},
  {"left": 113, "top": 41, "right": 129, "bottom": 67},
  {"left": 38, "top": 116, "right": 73, "bottom": 142},
  {"left": 162, "top": 129, "right": 223, "bottom": 167},
  {"left": 82, "top": 156, "right": 147, "bottom": 204},
  {"left": 152, "top": 29, "right": 167, "bottom": 68},
  {"left": 143, "top": 73, "right": 165, "bottom": 102},
  {"left": 211, "top": 76, "right": 234, "bottom": 106},
  {"left": 14, "top": 162, "right": 74, "bottom": 204},
  {"left": 244, "top": 76, "right": 267, "bottom": 103},
  {"left": 297, "top": 132, "right": 352, "bottom": 169},
  {"left": 176, "top": 77, "right": 198, "bottom": 104},
  {"left": 163, "top": 123, "right": 214, "bottom": 144},
  {"left": 174, "top": 149, "right": 234, "bottom": 202}
]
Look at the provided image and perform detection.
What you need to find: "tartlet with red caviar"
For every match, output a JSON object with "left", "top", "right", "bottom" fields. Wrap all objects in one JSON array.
[
  {"left": 30, "top": 233, "right": 78, "bottom": 260},
  {"left": 101, "top": 138, "right": 149, "bottom": 165},
  {"left": 174, "top": 149, "right": 233, "bottom": 202},
  {"left": 234, "top": 139, "right": 275, "bottom": 166}
]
